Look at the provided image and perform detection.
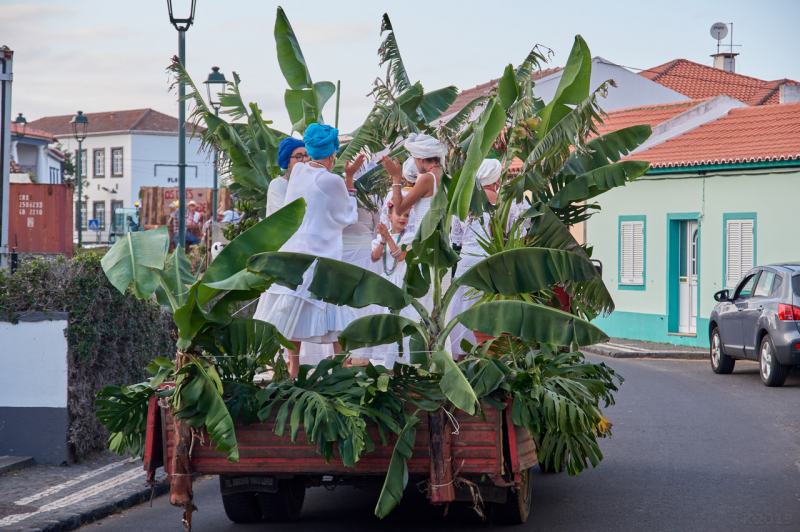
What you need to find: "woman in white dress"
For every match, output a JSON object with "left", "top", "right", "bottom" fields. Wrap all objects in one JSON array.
[
  {"left": 254, "top": 123, "right": 366, "bottom": 377},
  {"left": 266, "top": 137, "right": 308, "bottom": 216},
  {"left": 447, "top": 159, "right": 528, "bottom": 360},
  {"left": 380, "top": 159, "right": 417, "bottom": 234}
]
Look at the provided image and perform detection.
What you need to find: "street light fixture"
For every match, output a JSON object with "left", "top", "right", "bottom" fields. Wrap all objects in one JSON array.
[
  {"left": 167, "top": 0, "right": 197, "bottom": 248},
  {"left": 13, "top": 113, "right": 27, "bottom": 138},
  {"left": 204, "top": 66, "right": 227, "bottom": 219},
  {"left": 70, "top": 110, "right": 89, "bottom": 248}
]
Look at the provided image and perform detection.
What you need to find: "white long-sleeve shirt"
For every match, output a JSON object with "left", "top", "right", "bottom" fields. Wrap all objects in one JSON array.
[{"left": 266, "top": 176, "right": 288, "bottom": 217}]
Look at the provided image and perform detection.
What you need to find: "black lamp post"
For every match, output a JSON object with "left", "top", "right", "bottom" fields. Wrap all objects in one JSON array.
[
  {"left": 13, "top": 113, "right": 27, "bottom": 138},
  {"left": 204, "top": 66, "right": 226, "bottom": 219},
  {"left": 167, "top": 0, "right": 197, "bottom": 248},
  {"left": 70, "top": 110, "right": 89, "bottom": 248}
]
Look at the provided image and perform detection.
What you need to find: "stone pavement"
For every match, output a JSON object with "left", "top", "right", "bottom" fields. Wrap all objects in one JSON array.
[
  {"left": 583, "top": 337, "right": 707, "bottom": 359},
  {"left": 0, "top": 451, "right": 168, "bottom": 532}
]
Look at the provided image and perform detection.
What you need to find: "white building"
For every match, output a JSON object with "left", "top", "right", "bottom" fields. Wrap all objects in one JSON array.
[
  {"left": 11, "top": 118, "right": 66, "bottom": 184},
  {"left": 28, "top": 108, "right": 214, "bottom": 244}
]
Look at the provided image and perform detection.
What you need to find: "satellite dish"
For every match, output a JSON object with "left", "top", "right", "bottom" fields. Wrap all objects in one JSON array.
[{"left": 710, "top": 22, "right": 728, "bottom": 41}]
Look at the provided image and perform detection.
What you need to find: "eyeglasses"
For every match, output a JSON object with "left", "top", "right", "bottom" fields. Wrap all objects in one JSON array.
[{"left": 291, "top": 153, "right": 310, "bottom": 161}]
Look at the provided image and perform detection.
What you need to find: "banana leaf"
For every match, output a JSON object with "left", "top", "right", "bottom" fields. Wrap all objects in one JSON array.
[
  {"left": 562, "top": 125, "right": 652, "bottom": 175},
  {"left": 338, "top": 314, "right": 421, "bottom": 352},
  {"left": 432, "top": 350, "right": 479, "bottom": 415},
  {"left": 419, "top": 86, "right": 459, "bottom": 123},
  {"left": 455, "top": 300, "right": 608, "bottom": 347},
  {"left": 154, "top": 246, "right": 198, "bottom": 311},
  {"left": 537, "top": 35, "right": 592, "bottom": 136},
  {"left": 378, "top": 14, "right": 411, "bottom": 94},
  {"left": 456, "top": 248, "right": 597, "bottom": 296},
  {"left": 94, "top": 383, "right": 153, "bottom": 459},
  {"left": 194, "top": 318, "right": 295, "bottom": 365},
  {"left": 100, "top": 225, "right": 169, "bottom": 298},
  {"left": 274, "top": 7, "right": 313, "bottom": 90},
  {"left": 375, "top": 414, "right": 419, "bottom": 518},
  {"left": 547, "top": 160, "right": 650, "bottom": 209},
  {"left": 497, "top": 64, "right": 519, "bottom": 110},
  {"left": 411, "top": 183, "right": 460, "bottom": 269}
]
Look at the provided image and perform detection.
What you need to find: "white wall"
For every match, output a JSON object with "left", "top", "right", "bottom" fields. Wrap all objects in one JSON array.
[
  {"left": 533, "top": 57, "right": 690, "bottom": 112},
  {"left": 130, "top": 134, "right": 213, "bottom": 193}
]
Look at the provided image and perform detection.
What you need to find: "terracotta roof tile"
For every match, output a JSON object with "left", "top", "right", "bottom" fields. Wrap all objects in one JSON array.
[
  {"left": 630, "top": 102, "right": 800, "bottom": 168},
  {"left": 10, "top": 158, "right": 21, "bottom": 173},
  {"left": 27, "top": 109, "right": 182, "bottom": 138},
  {"left": 11, "top": 122, "right": 56, "bottom": 141},
  {"left": 639, "top": 59, "right": 799, "bottom": 106}
]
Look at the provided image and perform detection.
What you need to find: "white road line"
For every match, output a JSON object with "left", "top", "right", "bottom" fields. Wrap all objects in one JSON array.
[
  {"left": 606, "top": 342, "right": 649, "bottom": 352},
  {"left": 15, "top": 459, "right": 137, "bottom": 506},
  {"left": 0, "top": 467, "right": 145, "bottom": 527}
]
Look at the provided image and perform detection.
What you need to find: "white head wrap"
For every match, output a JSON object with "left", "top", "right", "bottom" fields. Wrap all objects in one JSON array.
[
  {"left": 402, "top": 158, "right": 419, "bottom": 183},
  {"left": 404, "top": 133, "right": 446, "bottom": 165},
  {"left": 477, "top": 159, "right": 502, "bottom": 186}
]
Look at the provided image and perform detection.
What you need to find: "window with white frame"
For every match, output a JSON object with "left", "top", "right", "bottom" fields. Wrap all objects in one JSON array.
[
  {"left": 93, "top": 149, "right": 105, "bottom": 177},
  {"left": 726, "top": 219, "right": 754, "bottom": 289},
  {"left": 620, "top": 220, "right": 644, "bottom": 285},
  {"left": 111, "top": 148, "right": 123, "bottom": 177},
  {"left": 76, "top": 150, "right": 87, "bottom": 178},
  {"left": 76, "top": 202, "right": 87, "bottom": 229}
]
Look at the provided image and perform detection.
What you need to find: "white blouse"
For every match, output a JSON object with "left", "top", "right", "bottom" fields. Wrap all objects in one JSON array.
[
  {"left": 450, "top": 200, "right": 531, "bottom": 271},
  {"left": 266, "top": 176, "right": 288, "bottom": 217},
  {"left": 343, "top": 207, "right": 380, "bottom": 250}
]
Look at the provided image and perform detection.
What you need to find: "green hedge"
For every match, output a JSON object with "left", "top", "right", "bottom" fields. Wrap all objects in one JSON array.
[{"left": 0, "top": 253, "right": 175, "bottom": 459}]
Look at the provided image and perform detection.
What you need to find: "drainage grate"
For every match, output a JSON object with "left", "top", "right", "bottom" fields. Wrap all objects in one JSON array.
[{"left": 0, "top": 502, "right": 38, "bottom": 518}]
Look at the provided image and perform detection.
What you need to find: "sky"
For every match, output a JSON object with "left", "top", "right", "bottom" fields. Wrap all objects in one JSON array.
[{"left": 2, "top": 0, "right": 799, "bottom": 134}]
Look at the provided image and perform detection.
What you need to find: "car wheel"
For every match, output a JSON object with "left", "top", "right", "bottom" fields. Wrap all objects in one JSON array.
[
  {"left": 759, "top": 335, "right": 789, "bottom": 387},
  {"left": 258, "top": 478, "right": 305, "bottom": 522},
  {"left": 710, "top": 327, "right": 735, "bottom": 374}
]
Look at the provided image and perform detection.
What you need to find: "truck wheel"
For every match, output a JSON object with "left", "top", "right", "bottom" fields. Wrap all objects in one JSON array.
[
  {"left": 219, "top": 480, "right": 263, "bottom": 523},
  {"left": 710, "top": 328, "right": 735, "bottom": 374},
  {"left": 258, "top": 478, "right": 305, "bottom": 522},
  {"left": 491, "top": 468, "right": 533, "bottom": 524},
  {"left": 760, "top": 334, "right": 789, "bottom": 387}
]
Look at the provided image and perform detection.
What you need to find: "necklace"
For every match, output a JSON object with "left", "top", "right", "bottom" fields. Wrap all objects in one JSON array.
[
  {"left": 426, "top": 165, "right": 441, "bottom": 172},
  {"left": 382, "top": 229, "right": 406, "bottom": 275}
]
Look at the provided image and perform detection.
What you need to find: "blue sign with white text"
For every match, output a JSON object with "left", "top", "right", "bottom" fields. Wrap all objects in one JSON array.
[{"left": 88, "top": 219, "right": 100, "bottom": 231}]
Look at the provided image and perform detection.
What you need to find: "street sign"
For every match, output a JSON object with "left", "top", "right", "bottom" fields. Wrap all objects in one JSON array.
[{"left": 88, "top": 219, "right": 100, "bottom": 231}]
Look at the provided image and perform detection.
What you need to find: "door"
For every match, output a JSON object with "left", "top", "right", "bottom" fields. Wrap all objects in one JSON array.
[
  {"left": 719, "top": 273, "right": 758, "bottom": 356},
  {"left": 742, "top": 270, "right": 775, "bottom": 359},
  {"left": 678, "top": 221, "right": 698, "bottom": 333}
]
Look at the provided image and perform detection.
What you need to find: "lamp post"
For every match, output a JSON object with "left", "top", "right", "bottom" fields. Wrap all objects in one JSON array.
[
  {"left": 167, "top": 0, "right": 196, "bottom": 248},
  {"left": 70, "top": 111, "right": 89, "bottom": 248},
  {"left": 204, "top": 66, "right": 226, "bottom": 219},
  {"left": 13, "top": 113, "right": 26, "bottom": 138}
]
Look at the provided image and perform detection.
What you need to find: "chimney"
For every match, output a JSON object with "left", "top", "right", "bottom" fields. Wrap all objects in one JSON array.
[{"left": 711, "top": 52, "right": 738, "bottom": 73}]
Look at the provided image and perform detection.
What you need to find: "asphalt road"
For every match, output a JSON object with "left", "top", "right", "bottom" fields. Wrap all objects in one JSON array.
[{"left": 86, "top": 355, "right": 800, "bottom": 531}]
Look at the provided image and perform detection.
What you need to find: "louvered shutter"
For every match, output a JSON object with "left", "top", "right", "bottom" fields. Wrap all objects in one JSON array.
[
  {"left": 620, "top": 221, "right": 644, "bottom": 285},
  {"left": 726, "top": 219, "right": 754, "bottom": 288}
]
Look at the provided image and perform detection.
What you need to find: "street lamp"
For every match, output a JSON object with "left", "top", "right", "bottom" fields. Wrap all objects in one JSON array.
[
  {"left": 167, "top": 0, "right": 197, "bottom": 248},
  {"left": 13, "top": 113, "right": 27, "bottom": 138},
  {"left": 70, "top": 110, "right": 89, "bottom": 248},
  {"left": 204, "top": 66, "right": 226, "bottom": 219}
]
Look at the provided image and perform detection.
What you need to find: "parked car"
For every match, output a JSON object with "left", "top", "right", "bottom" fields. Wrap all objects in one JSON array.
[{"left": 709, "top": 264, "right": 800, "bottom": 386}]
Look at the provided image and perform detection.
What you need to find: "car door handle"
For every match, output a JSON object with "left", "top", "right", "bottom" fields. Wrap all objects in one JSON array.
[
  {"left": 737, "top": 307, "right": 744, "bottom": 312},
  {"left": 757, "top": 305, "right": 764, "bottom": 311}
]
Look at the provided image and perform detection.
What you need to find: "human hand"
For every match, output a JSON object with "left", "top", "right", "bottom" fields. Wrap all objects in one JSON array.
[
  {"left": 376, "top": 223, "right": 390, "bottom": 240},
  {"left": 381, "top": 156, "right": 403, "bottom": 184},
  {"left": 344, "top": 155, "right": 366, "bottom": 179}
]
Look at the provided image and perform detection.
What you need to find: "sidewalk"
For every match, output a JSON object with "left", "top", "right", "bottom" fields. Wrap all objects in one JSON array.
[
  {"left": 583, "top": 337, "right": 707, "bottom": 360},
  {"left": 0, "top": 451, "right": 168, "bottom": 532}
]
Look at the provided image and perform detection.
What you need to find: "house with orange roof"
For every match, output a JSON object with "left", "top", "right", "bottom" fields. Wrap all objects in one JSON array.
[
  {"left": 10, "top": 116, "right": 67, "bottom": 185},
  {"left": 585, "top": 101, "right": 800, "bottom": 348},
  {"left": 27, "top": 108, "right": 214, "bottom": 245}
]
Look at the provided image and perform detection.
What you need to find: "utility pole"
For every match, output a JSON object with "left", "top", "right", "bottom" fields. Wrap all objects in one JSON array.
[{"left": 0, "top": 46, "right": 13, "bottom": 270}]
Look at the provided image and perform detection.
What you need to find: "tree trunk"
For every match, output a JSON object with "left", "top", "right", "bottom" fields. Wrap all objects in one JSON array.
[
  {"left": 428, "top": 408, "right": 455, "bottom": 503},
  {"left": 169, "top": 350, "right": 195, "bottom": 529}
]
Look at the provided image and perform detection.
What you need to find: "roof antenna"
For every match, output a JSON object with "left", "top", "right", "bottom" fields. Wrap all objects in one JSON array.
[{"left": 710, "top": 22, "right": 740, "bottom": 73}]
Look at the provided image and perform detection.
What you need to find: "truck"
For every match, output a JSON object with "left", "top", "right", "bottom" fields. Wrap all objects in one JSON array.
[{"left": 142, "top": 394, "right": 539, "bottom": 525}]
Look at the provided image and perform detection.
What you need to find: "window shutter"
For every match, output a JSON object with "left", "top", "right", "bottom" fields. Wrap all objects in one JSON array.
[
  {"left": 741, "top": 220, "right": 754, "bottom": 274},
  {"left": 620, "top": 221, "right": 644, "bottom": 285},
  {"left": 726, "top": 219, "right": 754, "bottom": 288}
]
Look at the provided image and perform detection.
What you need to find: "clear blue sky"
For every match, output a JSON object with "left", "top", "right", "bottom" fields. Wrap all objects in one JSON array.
[{"left": 2, "top": 0, "right": 798, "bottom": 133}]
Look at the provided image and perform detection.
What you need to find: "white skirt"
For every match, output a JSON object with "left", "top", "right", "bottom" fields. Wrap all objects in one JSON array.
[
  {"left": 446, "top": 284, "right": 480, "bottom": 356},
  {"left": 254, "top": 292, "right": 355, "bottom": 344}
]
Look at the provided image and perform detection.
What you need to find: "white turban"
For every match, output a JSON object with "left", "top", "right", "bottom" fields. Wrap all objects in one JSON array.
[
  {"left": 404, "top": 133, "right": 446, "bottom": 165},
  {"left": 402, "top": 158, "right": 419, "bottom": 183},
  {"left": 477, "top": 159, "right": 502, "bottom": 186}
]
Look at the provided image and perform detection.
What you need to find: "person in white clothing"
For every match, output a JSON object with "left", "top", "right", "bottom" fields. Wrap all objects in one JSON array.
[
  {"left": 380, "top": 158, "right": 417, "bottom": 235},
  {"left": 369, "top": 203, "right": 417, "bottom": 368},
  {"left": 266, "top": 137, "right": 308, "bottom": 216},
  {"left": 254, "top": 123, "right": 366, "bottom": 377}
]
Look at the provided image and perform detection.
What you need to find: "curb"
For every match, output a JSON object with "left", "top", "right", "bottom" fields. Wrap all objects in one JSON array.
[
  {"left": 0, "top": 457, "right": 34, "bottom": 476},
  {"left": 21, "top": 483, "right": 170, "bottom": 532},
  {"left": 583, "top": 346, "right": 707, "bottom": 360}
]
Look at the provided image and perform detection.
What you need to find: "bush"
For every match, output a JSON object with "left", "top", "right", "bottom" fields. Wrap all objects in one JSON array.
[{"left": 0, "top": 253, "right": 175, "bottom": 459}]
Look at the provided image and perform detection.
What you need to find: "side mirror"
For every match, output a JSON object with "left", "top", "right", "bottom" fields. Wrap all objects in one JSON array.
[
  {"left": 714, "top": 289, "right": 730, "bottom": 302},
  {"left": 591, "top": 259, "right": 603, "bottom": 278}
]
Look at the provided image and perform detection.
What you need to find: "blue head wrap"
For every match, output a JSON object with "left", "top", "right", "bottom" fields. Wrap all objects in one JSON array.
[
  {"left": 277, "top": 137, "right": 306, "bottom": 169},
  {"left": 304, "top": 123, "right": 340, "bottom": 160}
]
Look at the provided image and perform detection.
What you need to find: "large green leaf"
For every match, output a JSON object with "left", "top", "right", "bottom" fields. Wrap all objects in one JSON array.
[
  {"left": 101, "top": 225, "right": 168, "bottom": 298},
  {"left": 498, "top": 64, "right": 519, "bottom": 110},
  {"left": 448, "top": 98, "right": 506, "bottom": 220},
  {"left": 284, "top": 89, "right": 316, "bottom": 126},
  {"left": 432, "top": 351, "right": 479, "bottom": 415},
  {"left": 457, "top": 248, "right": 597, "bottom": 296},
  {"left": 547, "top": 160, "right": 650, "bottom": 209},
  {"left": 537, "top": 35, "right": 592, "bottom": 136},
  {"left": 410, "top": 183, "right": 460, "bottom": 269},
  {"left": 455, "top": 300, "right": 608, "bottom": 347},
  {"left": 419, "top": 86, "right": 459, "bottom": 123},
  {"left": 440, "top": 96, "right": 487, "bottom": 136},
  {"left": 197, "top": 199, "right": 305, "bottom": 306},
  {"left": 94, "top": 383, "right": 153, "bottom": 459},
  {"left": 562, "top": 125, "right": 652, "bottom": 175},
  {"left": 375, "top": 414, "right": 419, "bottom": 518},
  {"left": 154, "top": 246, "right": 198, "bottom": 311},
  {"left": 195, "top": 318, "right": 294, "bottom": 364},
  {"left": 274, "top": 7, "right": 313, "bottom": 90},
  {"left": 378, "top": 14, "right": 411, "bottom": 94},
  {"left": 338, "top": 314, "right": 420, "bottom": 353},
  {"left": 248, "top": 253, "right": 411, "bottom": 310}
]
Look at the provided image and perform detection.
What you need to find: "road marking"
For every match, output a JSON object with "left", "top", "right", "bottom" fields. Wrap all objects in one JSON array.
[
  {"left": 14, "top": 459, "right": 137, "bottom": 506},
  {"left": 0, "top": 467, "right": 144, "bottom": 527},
  {"left": 606, "top": 342, "right": 649, "bottom": 352}
]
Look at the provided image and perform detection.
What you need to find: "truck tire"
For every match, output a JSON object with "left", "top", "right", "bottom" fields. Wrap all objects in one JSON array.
[
  {"left": 220, "top": 485, "right": 263, "bottom": 523},
  {"left": 710, "top": 327, "right": 735, "bottom": 374},
  {"left": 491, "top": 467, "right": 533, "bottom": 524},
  {"left": 760, "top": 334, "right": 789, "bottom": 387},
  {"left": 258, "top": 478, "right": 305, "bottom": 522}
]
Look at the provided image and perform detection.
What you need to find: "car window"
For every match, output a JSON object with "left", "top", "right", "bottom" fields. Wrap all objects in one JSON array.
[
  {"left": 735, "top": 274, "right": 757, "bottom": 300},
  {"left": 772, "top": 275, "right": 783, "bottom": 295},
  {"left": 753, "top": 271, "right": 775, "bottom": 298},
  {"left": 793, "top": 275, "right": 800, "bottom": 298}
]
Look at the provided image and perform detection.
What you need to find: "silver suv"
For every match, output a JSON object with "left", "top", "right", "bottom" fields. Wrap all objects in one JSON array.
[{"left": 709, "top": 264, "right": 800, "bottom": 386}]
